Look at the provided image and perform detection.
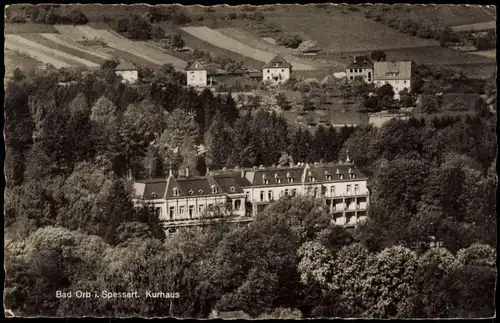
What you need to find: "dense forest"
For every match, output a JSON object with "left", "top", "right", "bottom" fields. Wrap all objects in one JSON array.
[{"left": 3, "top": 62, "right": 497, "bottom": 318}]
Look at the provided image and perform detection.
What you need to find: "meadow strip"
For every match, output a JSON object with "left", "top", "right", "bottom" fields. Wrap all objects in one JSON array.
[
  {"left": 4, "top": 41, "right": 71, "bottom": 68},
  {"left": 6, "top": 35, "right": 101, "bottom": 68},
  {"left": 22, "top": 33, "right": 107, "bottom": 66},
  {"left": 40, "top": 33, "right": 112, "bottom": 60},
  {"left": 181, "top": 26, "right": 316, "bottom": 71},
  {"left": 75, "top": 26, "right": 187, "bottom": 69}
]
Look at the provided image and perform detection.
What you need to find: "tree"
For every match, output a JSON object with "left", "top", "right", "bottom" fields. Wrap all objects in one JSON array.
[
  {"left": 329, "top": 243, "right": 375, "bottom": 317},
  {"left": 414, "top": 247, "right": 457, "bottom": 318},
  {"left": 141, "top": 144, "right": 165, "bottom": 179},
  {"left": 362, "top": 246, "right": 418, "bottom": 318},
  {"left": 173, "top": 33, "right": 185, "bottom": 50},
  {"left": 297, "top": 241, "right": 334, "bottom": 287},
  {"left": 101, "top": 178, "right": 135, "bottom": 245},
  {"left": 66, "top": 8, "right": 88, "bottom": 24},
  {"left": 371, "top": 50, "right": 387, "bottom": 62},
  {"left": 204, "top": 114, "right": 233, "bottom": 169},
  {"left": 419, "top": 94, "right": 441, "bottom": 113}
]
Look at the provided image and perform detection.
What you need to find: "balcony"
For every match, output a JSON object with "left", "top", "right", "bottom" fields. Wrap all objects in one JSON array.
[{"left": 325, "top": 191, "right": 369, "bottom": 198}]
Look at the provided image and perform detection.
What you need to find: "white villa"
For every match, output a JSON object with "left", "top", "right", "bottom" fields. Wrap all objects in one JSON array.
[
  {"left": 186, "top": 59, "right": 208, "bottom": 87},
  {"left": 373, "top": 61, "right": 412, "bottom": 100},
  {"left": 262, "top": 55, "right": 292, "bottom": 85}
]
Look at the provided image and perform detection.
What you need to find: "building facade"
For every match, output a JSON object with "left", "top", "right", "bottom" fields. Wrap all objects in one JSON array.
[
  {"left": 186, "top": 60, "right": 208, "bottom": 87},
  {"left": 115, "top": 61, "right": 139, "bottom": 84},
  {"left": 133, "top": 158, "right": 370, "bottom": 229},
  {"left": 373, "top": 61, "right": 412, "bottom": 100},
  {"left": 345, "top": 56, "right": 374, "bottom": 83},
  {"left": 262, "top": 55, "right": 292, "bottom": 85}
]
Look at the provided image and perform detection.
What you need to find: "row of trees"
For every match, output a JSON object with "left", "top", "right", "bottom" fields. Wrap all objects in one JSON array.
[
  {"left": 8, "top": 5, "right": 88, "bottom": 24},
  {"left": 5, "top": 197, "right": 496, "bottom": 318}
]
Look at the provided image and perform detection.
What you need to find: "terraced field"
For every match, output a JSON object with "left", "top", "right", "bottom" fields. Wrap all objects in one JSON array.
[
  {"left": 451, "top": 20, "right": 496, "bottom": 32},
  {"left": 5, "top": 34, "right": 92, "bottom": 68},
  {"left": 180, "top": 26, "right": 316, "bottom": 70},
  {"left": 21, "top": 33, "right": 108, "bottom": 66},
  {"left": 55, "top": 25, "right": 188, "bottom": 69},
  {"left": 470, "top": 50, "right": 497, "bottom": 58},
  {"left": 4, "top": 49, "right": 43, "bottom": 78},
  {"left": 215, "top": 28, "right": 338, "bottom": 69}
]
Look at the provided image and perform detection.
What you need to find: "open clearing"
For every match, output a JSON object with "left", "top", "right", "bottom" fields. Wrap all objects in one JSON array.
[
  {"left": 21, "top": 33, "right": 107, "bottom": 66},
  {"left": 451, "top": 20, "right": 496, "bottom": 32},
  {"left": 5, "top": 35, "right": 82, "bottom": 68},
  {"left": 39, "top": 33, "right": 112, "bottom": 60},
  {"left": 5, "top": 34, "right": 101, "bottom": 69},
  {"left": 4, "top": 23, "right": 58, "bottom": 34},
  {"left": 59, "top": 26, "right": 188, "bottom": 69},
  {"left": 470, "top": 50, "right": 497, "bottom": 59},
  {"left": 4, "top": 49, "right": 43, "bottom": 79},
  {"left": 215, "top": 28, "right": 339, "bottom": 69},
  {"left": 181, "top": 26, "right": 316, "bottom": 70}
]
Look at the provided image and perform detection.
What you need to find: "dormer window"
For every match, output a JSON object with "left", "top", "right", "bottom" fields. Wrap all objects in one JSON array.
[
  {"left": 286, "top": 172, "right": 291, "bottom": 178},
  {"left": 274, "top": 63, "right": 279, "bottom": 67},
  {"left": 348, "top": 168, "right": 353, "bottom": 174},
  {"left": 276, "top": 178, "right": 282, "bottom": 184},
  {"left": 188, "top": 189, "right": 194, "bottom": 195},
  {"left": 340, "top": 174, "right": 344, "bottom": 180},
  {"left": 230, "top": 186, "right": 236, "bottom": 192},
  {"left": 264, "top": 179, "right": 269, "bottom": 184},
  {"left": 326, "top": 175, "right": 332, "bottom": 180},
  {"left": 336, "top": 169, "right": 340, "bottom": 175},
  {"left": 211, "top": 185, "right": 218, "bottom": 194},
  {"left": 274, "top": 173, "right": 279, "bottom": 178},
  {"left": 288, "top": 177, "right": 293, "bottom": 183},
  {"left": 173, "top": 188, "right": 179, "bottom": 196},
  {"left": 151, "top": 192, "right": 156, "bottom": 198},
  {"left": 310, "top": 177, "right": 316, "bottom": 182},
  {"left": 198, "top": 189, "right": 204, "bottom": 194}
]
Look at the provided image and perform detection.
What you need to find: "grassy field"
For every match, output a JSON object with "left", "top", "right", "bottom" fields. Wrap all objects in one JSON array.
[
  {"left": 470, "top": 50, "right": 497, "bottom": 58},
  {"left": 362, "top": 4, "right": 495, "bottom": 28},
  {"left": 4, "top": 23, "right": 58, "bottom": 34},
  {"left": 171, "top": 25, "right": 266, "bottom": 70},
  {"left": 4, "top": 49, "right": 43, "bottom": 78},
  {"left": 20, "top": 33, "right": 107, "bottom": 66},
  {"left": 5, "top": 34, "right": 83, "bottom": 68},
  {"left": 180, "top": 26, "right": 316, "bottom": 70},
  {"left": 451, "top": 20, "right": 496, "bottom": 32}
]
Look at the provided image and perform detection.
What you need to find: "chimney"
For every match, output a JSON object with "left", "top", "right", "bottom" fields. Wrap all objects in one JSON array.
[
  {"left": 168, "top": 168, "right": 173, "bottom": 178},
  {"left": 253, "top": 166, "right": 257, "bottom": 171},
  {"left": 206, "top": 166, "right": 210, "bottom": 175},
  {"left": 185, "top": 166, "right": 190, "bottom": 178},
  {"left": 346, "top": 149, "right": 351, "bottom": 163},
  {"left": 353, "top": 56, "right": 357, "bottom": 64},
  {"left": 127, "top": 168, "right": 132, "bottom": 180}
]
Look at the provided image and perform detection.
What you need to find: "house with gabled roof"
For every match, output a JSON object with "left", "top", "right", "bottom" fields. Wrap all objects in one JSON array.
[
  {"left": 186, "top": 59, "right": 208, "bottom": 87},
  {"left": 346, "top": 55, "right": 374, "bottom": 83},
  {"left": 262, "top": 54, "right": 292, "bottom": 85},
  {"left": 373, "top": 61, "right": 412, "bottom": 100},
  {"left": 115, "top": 61, "right": 138, "bottom": 84}
]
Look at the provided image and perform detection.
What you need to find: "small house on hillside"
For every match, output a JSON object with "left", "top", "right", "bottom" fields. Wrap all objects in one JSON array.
[
  {"left": 115, "top": 61, "right": 138, "bottom": 84},
  {"left": 186, "top": 60, "right": 208, "bottom": 87},
  {"left": 373, "top": 61, "right": 412, "bottom": 100},
  {"left": 262, "top": 54, "right": 292, "bottom": 85},
  {"left": 346, "top": 56, "right": 373, "bottom": 83}
]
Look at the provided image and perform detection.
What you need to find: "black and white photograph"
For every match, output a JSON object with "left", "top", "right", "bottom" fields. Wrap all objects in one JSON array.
[{"left": 3, "top": 3, "right": 497, "bottom": 319}]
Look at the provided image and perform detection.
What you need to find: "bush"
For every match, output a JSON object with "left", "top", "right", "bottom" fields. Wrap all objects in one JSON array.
[
  {"left": 66, "top": 9, "right": 88, "bottom": 24},
  {"left": 8, "top": 15, "right": 26, "bottom": 23},
  {"left": 242, "top": 5, "right": 257, "bottom": 12},
  {"left": 151, "top": 24, "right": 165, "bottom": 39},
  {"left": 248, "top": 11, "right": 265, "bottom": 21},
  {"left": 225, "top": 12, "right": 237, "bottom": 20},
  {"left": 278, "top": 33, "right": 303, "bottom": 49}
]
